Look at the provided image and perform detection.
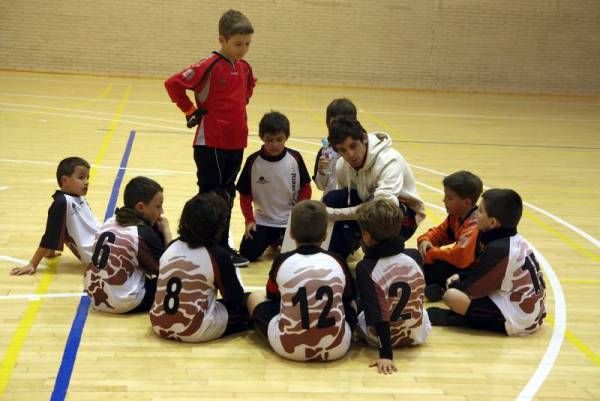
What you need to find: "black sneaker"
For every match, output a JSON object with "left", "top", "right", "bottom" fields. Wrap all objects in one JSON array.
[
  {"left": 427, "top": 307, "right": 466, "bottom": 326},
  {"left": 229, "top": 249, "right": 250, "bottom": 267},
  {"left": 424, "top": 284, "right": 445, "bottom": 302}
]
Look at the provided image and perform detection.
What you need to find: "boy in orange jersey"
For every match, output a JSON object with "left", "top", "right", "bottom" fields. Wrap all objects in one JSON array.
[{"left": 417, "top": 171, "right": 482, "bottom": 301}]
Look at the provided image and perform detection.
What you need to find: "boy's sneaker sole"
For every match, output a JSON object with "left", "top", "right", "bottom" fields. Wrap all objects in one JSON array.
[{"left": 230, "top": 251, "right": 250, "bottom": 267}]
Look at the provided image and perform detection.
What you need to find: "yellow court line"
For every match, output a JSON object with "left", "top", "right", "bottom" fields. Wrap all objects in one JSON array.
[
  {"left": 0, "top": 258, "right": 58, "bottom": 392},
  {"left": 523, "top": 210, "right": 600, "bottom": 264},
  {"left": 546, "top": 315, "right": 600, "bottom": 368},
  {"left": 0, "top": 83, "right": 132, "bottom": 394},
  {"left": 89, "top": 84, "right": 132, "bottom": 182}
]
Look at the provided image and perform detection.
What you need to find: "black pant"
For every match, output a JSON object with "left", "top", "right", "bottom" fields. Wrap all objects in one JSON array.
[
  {"left": 239, "top": 225, "right": 285, "bottom": 261},
  {"left": 322, "top": 188, "right": 418, "bottom": 259},
  {"left": 194, "top": 146, "right": 244, "bottom": 249},
  {"left": 423, "top": 260, "right": 470, "bottom": 287}
]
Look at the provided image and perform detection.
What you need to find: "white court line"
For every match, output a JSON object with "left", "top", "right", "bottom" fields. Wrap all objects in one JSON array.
[
  {"left": 516, "top": 241, "right": 566, "bottom": 401},
  {"left": 413, "top": 164, "right": 600, "bottom": 250},
  {"left": 0, "top": 186, "right": 9, "bottom": 191},
  {"left": 0, "top": 292, "right": 86, "bottom": 301}
]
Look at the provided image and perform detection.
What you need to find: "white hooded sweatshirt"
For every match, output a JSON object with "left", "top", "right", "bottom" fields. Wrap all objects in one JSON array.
[{"left": 331, "top": 132, "right": 425, "bottom": 223}]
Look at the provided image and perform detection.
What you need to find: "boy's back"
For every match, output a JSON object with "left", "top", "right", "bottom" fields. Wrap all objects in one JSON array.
[
  {"left": 458, "top": 231, "right": 546, "bottom": 335},
  {"left": 266, "top": 245, "right": 355, "bottom": 361},
  {"left": 150, "top": 240, "right": 245, "bottom": 342},
  {"left": 357, "top": 246, "right": 431, "bottom": 347},
  {"left": 46, "top": 190, "right": 99, "bottom": 265},
  {"left": 85, "top": 216, "right": 163, "bottom": 313}
]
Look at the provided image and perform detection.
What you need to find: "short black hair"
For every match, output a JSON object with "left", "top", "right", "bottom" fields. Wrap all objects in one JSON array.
[
  {"left": 326, "top": 98, "right": 357, "bottom": 127},
  {"left": 291, "top": 200, "right": 328, "bottom": 244},
  {"left": 178, "top": 192, "right": 228, "bottom": 248},
  {"left": 56, "top": 157, "right": 90, "bottom": 186},
  {"left": 259, "top": 111, "right": 290, "bottom": 138},
  {"left": 327, "top": 115, "right": 367, "bottom": 150},
  {"left": 123, "top": 176, "right": 163, "bottom": 208},
  {"left": 443, "top": 171, "right": 483, "bottom": 205},
  {"left": 481, "top": 188, "right": 523, "bottom": 229},
  {"left": 219, "top": 9, "right": 254, "bottom": 39}
]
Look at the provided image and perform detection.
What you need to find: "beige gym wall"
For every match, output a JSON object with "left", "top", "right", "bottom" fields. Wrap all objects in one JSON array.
[{"left": 1, "top": 0, "right": 599, "bottom": 95}]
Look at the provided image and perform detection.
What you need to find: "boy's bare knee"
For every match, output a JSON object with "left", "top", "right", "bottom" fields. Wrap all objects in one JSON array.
[
  {"left": 443, "top": 288, "right": 471, "bottom": 315},
  {"left": 246, "top": 291, "right": 266, "bottom": 315}
]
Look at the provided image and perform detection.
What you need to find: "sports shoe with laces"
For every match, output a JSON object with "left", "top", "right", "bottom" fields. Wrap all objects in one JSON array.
[
  {"left": 229, "top": 248, "right": 250, "bottom": 267},
  {"left": 427, "top": 307, "right": 466, "bottom": 326}
]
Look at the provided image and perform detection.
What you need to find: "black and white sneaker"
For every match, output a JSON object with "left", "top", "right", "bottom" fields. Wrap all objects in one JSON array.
[
  {"left": 424, "top": 284, "right": 445, "bottom": 302},
  {"left": 229, "top": 249, "right": 250, "bottom": 267}
]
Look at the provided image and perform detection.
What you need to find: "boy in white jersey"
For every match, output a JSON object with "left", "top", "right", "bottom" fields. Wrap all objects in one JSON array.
[
  {"left": 11, "top": 157, "right": 100, "bottom": 275},
  {"left": 236, "top": 111, "right": 312, "bottom": 262},
  {"left": 427, "top": 189, "right": 546, "bottom": 336},
  {"left": 85, "top": 176, "right": 172, "bottom": 313},
  {"left": 150, "top": 192, "right": 250, "bottom": 342},
  {"left": 247, "top": 200, "right": 357, "bottom": 362},
  {"left": 355, "top": 199, "right": 431, "bottom": 375}
]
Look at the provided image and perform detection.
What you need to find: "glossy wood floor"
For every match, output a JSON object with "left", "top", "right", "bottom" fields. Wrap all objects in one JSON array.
[{"left": 1, "top": 71, "right": 599, "bottom": 401}]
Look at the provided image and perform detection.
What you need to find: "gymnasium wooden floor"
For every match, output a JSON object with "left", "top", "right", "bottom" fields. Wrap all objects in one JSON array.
[{"left": 0, "top": 71, "right": 599, "bottom": 401}]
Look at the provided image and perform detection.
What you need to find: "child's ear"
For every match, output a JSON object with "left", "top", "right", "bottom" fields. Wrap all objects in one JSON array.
[
  {"left": 134, "top": 201, "right": 146, "bottom": 213},
  {"left": 490, "top": 217, "right": 501, "bottom": 229},
  {"left": 218, "top": 35, "right": 227, "bottom": 45}
]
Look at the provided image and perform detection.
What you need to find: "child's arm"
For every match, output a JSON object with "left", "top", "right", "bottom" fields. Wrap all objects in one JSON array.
[
  {"left": 155, "top": 216, "right": 172, "bottom": 244},
  {"left": 417, "top": 217, "right": 451, "bottom": 258},
  {"left": 239, "top": 194, "right": 256, "bottom": 239},
  {"left": 164, "top": 60, "right": 215, "bottom": 120},
  {"left": 10, "top": 246, "right": 49, "bottom": 275},
  {"left": 356, "top": 261, "right": 397, "bottom": 373},
  {"left": 450, "top": 241, "right": 508, "bottom": 298},
  {"left": 421, "top": 218, "right": 478, "bottom": 268},
  {"left": 211, "top": 246, "right": 245, "bottom": 305},
  {"left": 312, "top": 148, "right": 333, "bottom": 191},
  {"left": 236, "top": 156, "right": 257, "bottom": 239}
]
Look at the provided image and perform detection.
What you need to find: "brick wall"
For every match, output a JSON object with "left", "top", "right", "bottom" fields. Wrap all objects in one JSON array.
[{"left": 1, "top": 0, "right": 598, "bottom": 94}]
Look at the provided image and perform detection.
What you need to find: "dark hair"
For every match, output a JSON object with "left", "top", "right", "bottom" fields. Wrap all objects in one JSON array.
[
  {"left": 56, "top": 157, "right": 90, "bottom": 186},
  {"left": 357, "top": 198, "right": 403, "bottom": 242},
  {"left": 481, "top": 189, "right": 523, "bottom": 229},
  {"left": 443, "top": 171, "right": 483, "bottom": 205},
  {"left": 123, "top": 176, "right": 163, "bottom": 208},
  {"left": 291, "top": 200, "right": 328, "bottom": 244},
  {"left": 327, "top": 115, "right": 367, "bottom": 150},
  {"left": 178, "top": 192, "right": 228, "bottom": 248},
  {"left": 326, "top": 98, "right": 357, "bottom": 127},
  {"left": 219, "top": 9, "right": 254, "bottom": 39},
  {"left": 259, "top": 111, "right": 290, "bottom": 138}
]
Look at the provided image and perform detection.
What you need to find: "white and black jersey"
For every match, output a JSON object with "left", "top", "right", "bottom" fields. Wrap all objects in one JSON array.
[
  {"left": 356, "top": 238, "right": 430, "bottom": 359},
  {"left": 264, "top": 245, "right": 356, "bottom": 361},
  {"left": 150, "top": 241, "right": 245, "bottom": 342},
  {"left": 236, "top": 147, "right": 311, "bottom": 227},
  {"left": 84, "top": 217, "right": 164, "bottom": 313},
  {"left": 39, "top": 190, "right": 99, "bottom": 265},
  {"left": 454, "top": 228, "right": 546, "bottom": 336}
]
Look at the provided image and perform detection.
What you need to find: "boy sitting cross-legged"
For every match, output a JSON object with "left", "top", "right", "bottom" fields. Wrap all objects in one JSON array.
[
  {"left": 355, "top": 199, "right": 431, "bottom": 374},
  {"left": 85, "top": 176, "right": 172, "bottom": 314},
  {"left": 246, "top": 200, "right": 357, "bottom": 362}
]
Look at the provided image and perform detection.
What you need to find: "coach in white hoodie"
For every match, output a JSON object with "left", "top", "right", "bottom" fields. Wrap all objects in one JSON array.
[{"left": 323, "top": 116, "right": 425, "bottom": 258}]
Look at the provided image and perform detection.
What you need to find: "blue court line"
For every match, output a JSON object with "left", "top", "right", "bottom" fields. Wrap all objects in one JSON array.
[{"left": 50, "top": 130, "right": 136, "bottom": 401}]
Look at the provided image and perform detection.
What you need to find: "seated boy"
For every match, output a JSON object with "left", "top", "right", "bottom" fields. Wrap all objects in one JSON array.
[
  {"left": 355, "top": 199, "right": 431, "bottom": 375},
  {"left": 427, "top": 189, "right": 547, "bottom": 336},
  {"left": 312, "top": 98, "right": 357, "bottom": 196},
  {"left": 417, "top": 171, "right": 482, "bottom": 301},
  {"left": 11, "top": 157, "right": 100, "bottom": 275},
  {"left": 236, "top": 111, "right": 312, "bottom": 262},
  {"left": 247, "top": 200, "right": 357, "bottom": 362},
  {"left": 150, "top": 192, "right": 249, "bottom": 342},
  {"left": 85, "top": 176, "right": 172, "bottom": 313}
]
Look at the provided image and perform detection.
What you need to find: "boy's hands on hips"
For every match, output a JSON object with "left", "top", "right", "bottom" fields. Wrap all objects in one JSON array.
[{"left": 186, "top": 108, "right": 207, "bottom": 128}]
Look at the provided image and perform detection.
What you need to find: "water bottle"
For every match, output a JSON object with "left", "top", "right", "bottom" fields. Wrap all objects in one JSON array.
[{"left": 320, "top": 138, "right": 334, "bottom": 175}]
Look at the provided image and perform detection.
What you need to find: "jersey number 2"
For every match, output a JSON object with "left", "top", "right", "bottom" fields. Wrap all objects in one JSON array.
[{"left": 389, "top": 282, "right": 412, "bottom": 321}]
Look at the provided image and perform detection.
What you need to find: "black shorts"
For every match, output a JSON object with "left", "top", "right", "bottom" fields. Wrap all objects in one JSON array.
[
  {"left": 252, "top": 300, "right": 279, "bottom": 340},
  {"left": 465, "top": 297, "right": 507, "bottom": 334}
]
